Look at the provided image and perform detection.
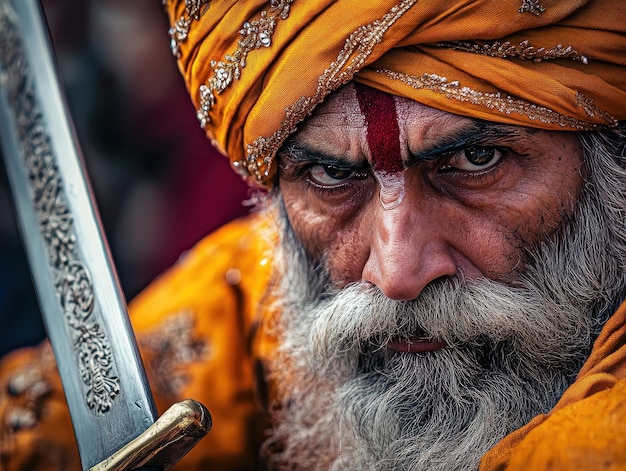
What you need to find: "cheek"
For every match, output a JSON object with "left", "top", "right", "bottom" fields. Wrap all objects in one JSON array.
[
  {"left": 281, "top": 194, "right": 327, "bottom": 255},
  {"left": 465, "top": 140, "right": 583, "bottom": 275},
  {"left": 278, "top": 134, "right": 584, "bottom": 287},
  {"left": 423, "top": 138, "right": 583, "bottom": 281},
  {"left": 506, "top": 142, "right": 583, "bottom": 245},
  {"left": 279, "top": 182, "right": 372, "bottom": 282}
]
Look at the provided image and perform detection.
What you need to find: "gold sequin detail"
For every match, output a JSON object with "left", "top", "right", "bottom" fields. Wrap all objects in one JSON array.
[
  {"left": 0, "top": 343, "right": 55, "bottom": 461},
  {"left": 376, "top": 68, "right": 617, "bottom": 130},
  {"left": 576, "top": 92, "right": 619, "bottom": 126},
  {"left": 197, "top": 0, "right": 293, "bottom": 130},
  {"left": 435, "top": 40, "right": 588, "bottom": 64},
  {"left": 238, "top": 0, "right": 418, "bottom": 184},
  {"left": 164, "top": 0, "right": 210, "bottom": 57},
  {"left": 519, "top": 0, "right": 545, "bottom": 15},
  {"left": 138, "top": 310, "right": 209, "bottom": 399}
]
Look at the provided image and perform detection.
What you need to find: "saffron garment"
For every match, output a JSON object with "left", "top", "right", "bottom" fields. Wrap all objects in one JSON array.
[{"left": 0, "top": 213, "right": 625, "bottom": 470}]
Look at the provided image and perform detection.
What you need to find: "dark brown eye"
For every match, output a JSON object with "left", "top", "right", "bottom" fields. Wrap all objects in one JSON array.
[
  {"left": 447, "top": 147, "right": 502, "bottom": 171},
  {"left": 309, "top": 165, "right": 356, "bottom": 186}
]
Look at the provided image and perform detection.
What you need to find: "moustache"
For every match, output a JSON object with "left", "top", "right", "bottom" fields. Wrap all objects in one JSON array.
[{"left": 299, "top": 277, "right": 594, "bottom": 375}]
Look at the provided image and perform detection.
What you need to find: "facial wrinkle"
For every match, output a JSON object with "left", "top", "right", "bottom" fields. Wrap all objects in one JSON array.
[{"left": 354, "top": 83, "right": 406, "bottom": 210}]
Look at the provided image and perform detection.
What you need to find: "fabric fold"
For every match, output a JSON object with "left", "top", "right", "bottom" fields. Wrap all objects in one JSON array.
[{"left": 163, "top": 0, "right": 626, "bottom": 186}]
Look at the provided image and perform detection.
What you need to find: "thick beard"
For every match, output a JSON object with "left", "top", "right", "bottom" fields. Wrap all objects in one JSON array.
[{"left": 263, "top": 129, "right": 626, "bottom": 471}]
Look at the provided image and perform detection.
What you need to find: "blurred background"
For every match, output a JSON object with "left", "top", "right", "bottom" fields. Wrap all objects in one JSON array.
[{"left": 0, "top": 0, "right": 252, "bottom": 355}]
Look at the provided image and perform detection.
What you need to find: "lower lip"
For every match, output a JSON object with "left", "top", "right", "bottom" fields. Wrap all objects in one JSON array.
[{"left": 387, "top": 337, "right": 447, "bottom": 353}]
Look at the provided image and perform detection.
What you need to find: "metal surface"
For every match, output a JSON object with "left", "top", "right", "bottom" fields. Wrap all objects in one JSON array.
[
  {"left": 0, "top": 0, "right": 159, "bottom": 468},
  {"left": 89, "top": 399, "right": 212, "bottom": 471}
]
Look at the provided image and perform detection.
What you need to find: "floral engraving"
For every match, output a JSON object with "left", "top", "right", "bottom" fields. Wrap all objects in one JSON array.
[{"left": 0, "top": 4, "right": 119, "bottom": 414}]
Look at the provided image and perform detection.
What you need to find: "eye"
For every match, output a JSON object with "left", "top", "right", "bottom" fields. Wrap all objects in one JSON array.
[
  {"left": 309, "top": 164, "right": 359, "bottom": 187},
  {"left": 444, "top": 146, "right": 503, "bottom": 172}
]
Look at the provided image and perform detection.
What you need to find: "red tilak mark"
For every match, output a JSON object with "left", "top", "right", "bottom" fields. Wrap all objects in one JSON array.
[{"left": 354, "top": 82, "right": 403, "bottom": 173}]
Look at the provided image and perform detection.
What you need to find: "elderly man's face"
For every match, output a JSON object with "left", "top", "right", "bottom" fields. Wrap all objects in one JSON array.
[
  {"left": 269, "top": 84, "right": 620, "bottom": 470},
  {"left": 279, "top": 83, "right": 582, "bottom": 298}
]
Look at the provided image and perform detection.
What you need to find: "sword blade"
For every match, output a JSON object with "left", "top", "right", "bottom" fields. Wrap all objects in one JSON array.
[{"left": 0, "top": 0, "right": 159, "bottom": 468}]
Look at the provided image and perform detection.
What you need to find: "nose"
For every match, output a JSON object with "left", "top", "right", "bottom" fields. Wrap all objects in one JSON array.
[{"left": 361, "top": 197, "right": 458, "bottom": 301}]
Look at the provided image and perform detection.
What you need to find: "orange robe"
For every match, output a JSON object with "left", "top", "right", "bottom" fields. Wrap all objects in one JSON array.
[{"left": 0, "top": 214, "right": 625, "bottom": 470}]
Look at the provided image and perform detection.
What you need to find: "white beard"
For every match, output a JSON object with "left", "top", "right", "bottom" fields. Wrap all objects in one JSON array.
[
  {"left": 262, "top": 131, "right": 626, "bottom": 470},
  {"left": 266, "top": 279, "right": 599, "bottom": 470}
]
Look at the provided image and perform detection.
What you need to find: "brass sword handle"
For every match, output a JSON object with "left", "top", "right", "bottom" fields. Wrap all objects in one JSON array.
[
  {"left": 0, "top": 0, "right": 213, "bottom": 468},
  {"left": 89, "top": 399, "right": 212, "bottom": 471}
]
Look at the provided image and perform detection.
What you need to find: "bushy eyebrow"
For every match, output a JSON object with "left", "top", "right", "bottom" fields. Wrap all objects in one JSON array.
[
  {"left": 278, "top": 140, "right": 366, "bottom": 168},
  {"left": 408, "top": 122, "right": 514, "bottom": 165},
  {"left": 278, "top": 121, "right": 522, "bottom": 169}
]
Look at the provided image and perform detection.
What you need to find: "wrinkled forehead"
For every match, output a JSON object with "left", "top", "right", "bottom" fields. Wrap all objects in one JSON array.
[
  {"left": 312, "top": 84, "right": 365, "bottom": 127},
  {"left": 293, "top": 83, "right": 477, "bottom": 163}
]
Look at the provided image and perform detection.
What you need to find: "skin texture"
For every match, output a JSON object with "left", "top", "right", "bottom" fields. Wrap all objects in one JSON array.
[{"left": 278, "top": 83, "right": 584, "bottom": 300}]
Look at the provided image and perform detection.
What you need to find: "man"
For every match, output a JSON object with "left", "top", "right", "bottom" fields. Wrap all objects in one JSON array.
[{"left": 1, "top": 0, "right": 625, "bottom": 470}]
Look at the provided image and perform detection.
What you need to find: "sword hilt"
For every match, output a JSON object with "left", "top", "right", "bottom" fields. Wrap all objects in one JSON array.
[
  {"left": 89, "top": 399, "right": 212, "bottom": 471},
  {"left": 0, "top": 1, "right": 213, "bottom": 468}
]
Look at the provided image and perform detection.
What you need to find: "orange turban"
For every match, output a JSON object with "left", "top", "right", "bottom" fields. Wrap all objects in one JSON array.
[{"left": 163, "top": 0, "right": 626, "bottom": 187}]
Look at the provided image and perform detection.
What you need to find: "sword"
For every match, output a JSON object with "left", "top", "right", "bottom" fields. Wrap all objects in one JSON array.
[{"left": 0, "top": 0, "right": 211, "bottom": 469}]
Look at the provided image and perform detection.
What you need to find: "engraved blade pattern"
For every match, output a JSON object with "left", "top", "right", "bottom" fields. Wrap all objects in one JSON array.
[{"left": 0, "top": 0, "right": 159, "bottom": 468}]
